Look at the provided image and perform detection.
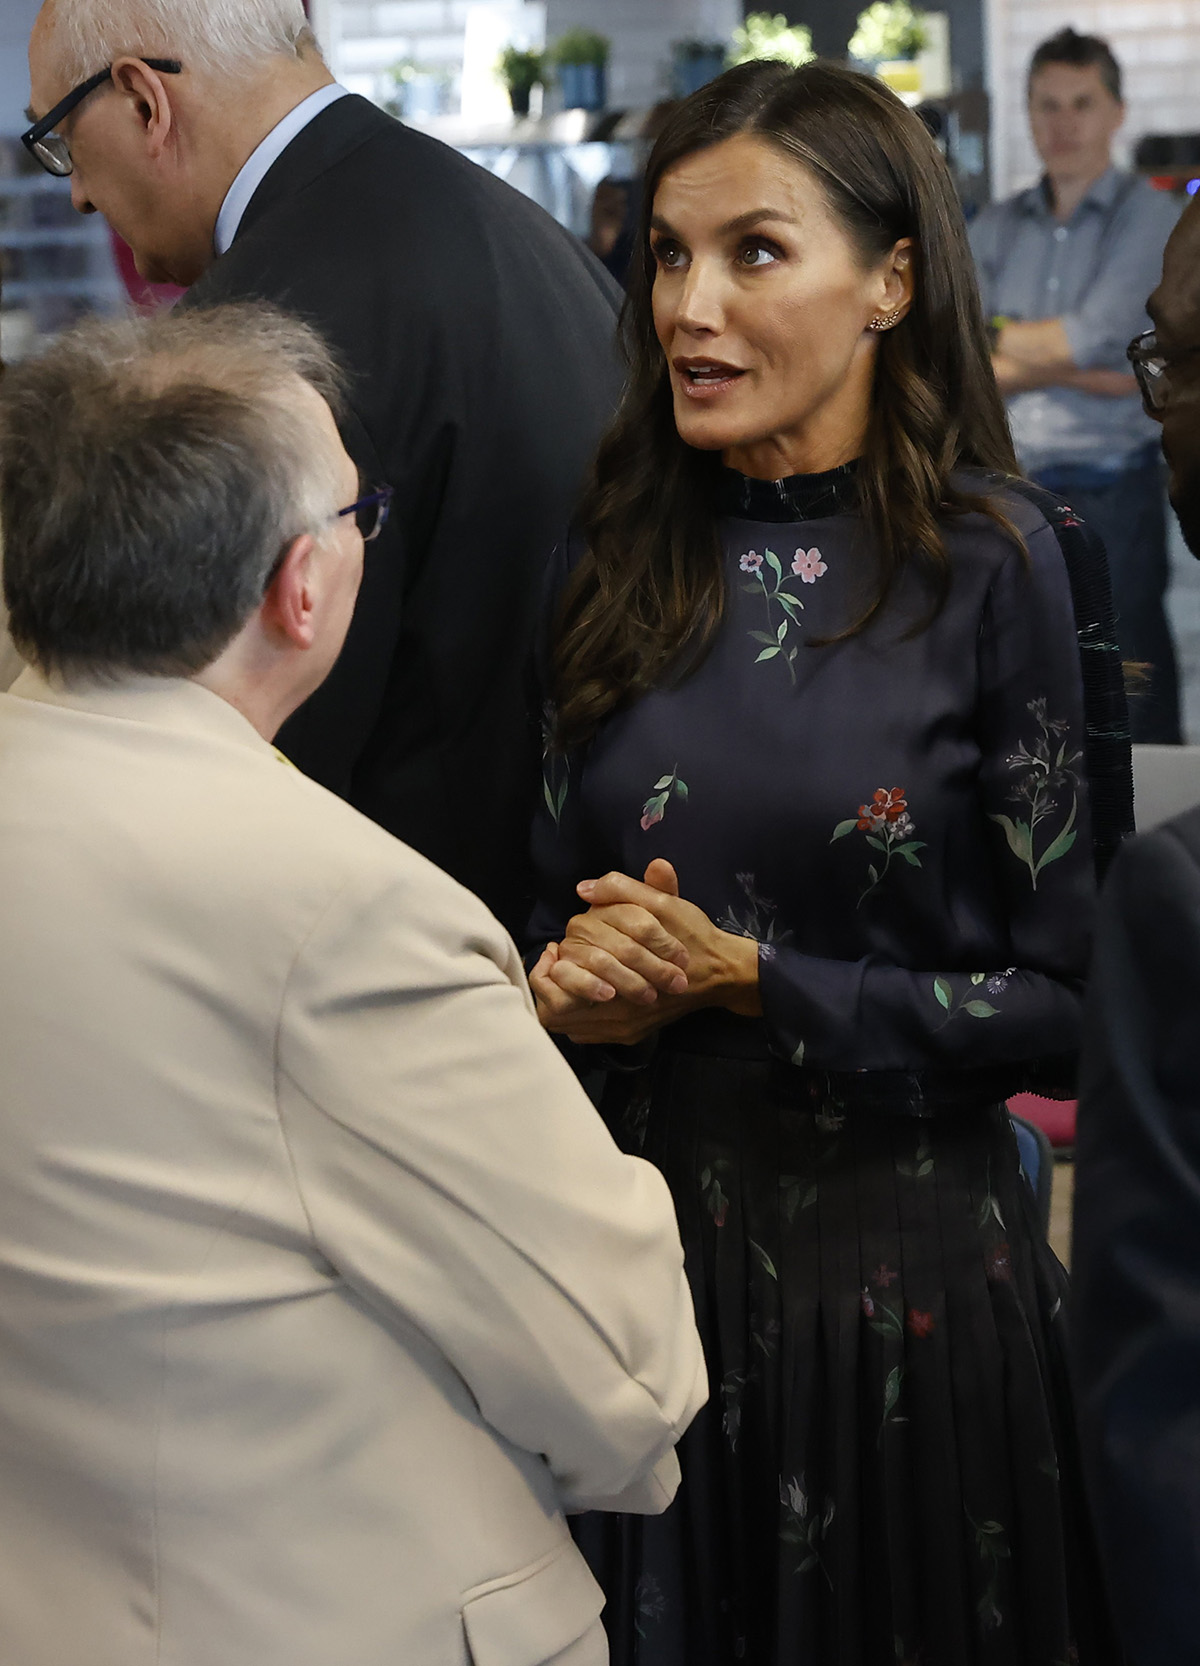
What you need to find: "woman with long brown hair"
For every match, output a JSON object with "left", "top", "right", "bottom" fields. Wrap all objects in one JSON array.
[{"left": 529, "top": 60, "right": 1127, "bottom": 1665}]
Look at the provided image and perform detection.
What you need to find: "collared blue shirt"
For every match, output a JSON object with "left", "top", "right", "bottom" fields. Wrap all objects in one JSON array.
[
  {"left": 214, "top": 83, "right": 351, "bottom": 257},
  {"left": 969, "top": 167, "right": 1180, "bottom": 473}
]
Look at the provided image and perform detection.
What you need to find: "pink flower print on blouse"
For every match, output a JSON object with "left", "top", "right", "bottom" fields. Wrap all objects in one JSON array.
[
  {"left": 739, "top": 549, "right": 764, "bottom": 573},
  {"left": 791, "top": 546, "right": 827, "bottom": 584}
]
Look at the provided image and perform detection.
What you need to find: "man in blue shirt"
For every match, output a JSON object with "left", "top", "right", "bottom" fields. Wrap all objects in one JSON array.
[{"left": 970, "top": 27, "right": 1182, "bottom": 742}]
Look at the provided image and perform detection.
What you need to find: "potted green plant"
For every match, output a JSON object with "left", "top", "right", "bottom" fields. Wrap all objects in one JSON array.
[
  {"left": 849, "top": 1, "right": 929, "bottom": 97},
  {"left": 848, "top": 0, "right": 929, "bottom": 63},
  {"left": 727, "top": 12, "right": 815, "bottom": 68},
  {"left": 671, "top": 37, "right": 729, "bottom": 98},
  {"left": 550, "top": 28, "right": 610, "bottom": 112},
  {"left": 497, "top": 45, "right": 545, "bottom": 118}
]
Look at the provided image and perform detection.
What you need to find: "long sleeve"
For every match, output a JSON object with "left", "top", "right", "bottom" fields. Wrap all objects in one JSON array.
[
  {"left": 759, "top": 514, "right": 1098, "bottom": 1079},
  {"left": 275, "top": 856, "right": 706, "bottom": 1514},
  {"left": 1073, "top": 817, "right": 1200, "bottom": 1664}
]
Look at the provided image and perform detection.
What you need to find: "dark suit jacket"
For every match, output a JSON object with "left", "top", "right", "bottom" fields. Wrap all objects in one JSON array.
[
  {"left": 1074, "top": 804, "right": 1200, "bottom": 1665},
  {"left": 183, "top": 95, "right": 622, "bottom": 933}
]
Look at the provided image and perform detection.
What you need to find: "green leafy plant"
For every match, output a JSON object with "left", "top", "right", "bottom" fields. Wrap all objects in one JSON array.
[
  {"left": 497, "top": 45, "right": 546, "bottom": 94},
  {"left": 727, "top": 12, "right": 815, "bottom": 68},
  {"left": 550, "top": 27, "right": 609, "bottom": 69},
  {"left": 848, "top": 0, "right": 929, "bottom": 63}
]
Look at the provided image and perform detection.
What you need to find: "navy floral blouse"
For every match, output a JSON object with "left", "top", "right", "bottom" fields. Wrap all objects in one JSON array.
[{"left": 530, "top": 465, "right": 1131, "bottom": 1109}]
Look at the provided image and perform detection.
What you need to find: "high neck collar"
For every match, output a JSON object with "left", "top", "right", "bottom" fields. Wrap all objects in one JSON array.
[{"left": 715, "top": 459, "right": 860, "bottom": 523}]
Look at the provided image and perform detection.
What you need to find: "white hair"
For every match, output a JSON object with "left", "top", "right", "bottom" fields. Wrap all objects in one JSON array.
[{"left": 47, "top": 0, "right": 317, "bottom": 83}]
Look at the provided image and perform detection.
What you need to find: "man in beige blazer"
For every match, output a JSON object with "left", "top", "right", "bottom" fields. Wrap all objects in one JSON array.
[{"left": 0, "top": 304, "right": 706, "bottom": 1666}]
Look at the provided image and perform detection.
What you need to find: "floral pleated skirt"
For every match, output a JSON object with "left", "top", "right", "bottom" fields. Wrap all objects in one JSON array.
[{"left": 575, "top": 1043, "right": 1122, "bottom": 1666}]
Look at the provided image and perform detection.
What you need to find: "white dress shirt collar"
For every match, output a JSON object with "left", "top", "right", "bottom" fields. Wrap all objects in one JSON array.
[{"left": 214, "top": 83, "right": 350, "bottom": 258}]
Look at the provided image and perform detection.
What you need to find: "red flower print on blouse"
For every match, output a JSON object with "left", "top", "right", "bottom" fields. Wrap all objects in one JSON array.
[
  {"left": 906, "top": 1308, "right": 935, "bottom": 1338},
  {"left": 857, "top": 787, "right": 907, "bottom": 830}
]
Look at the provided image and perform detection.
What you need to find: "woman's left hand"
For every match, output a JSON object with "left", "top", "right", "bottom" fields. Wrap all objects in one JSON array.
[{"left": 536, "top": 860, "right": 762, "bottom": 1045}]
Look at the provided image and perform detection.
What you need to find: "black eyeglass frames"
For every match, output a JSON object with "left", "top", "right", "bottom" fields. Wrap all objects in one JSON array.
[
  {"left": 262, "top": 486, "right": 395, "bottom": 595},
  {"left": 22, "top": 59, "right": 182, "bottom": 177},
  {"left": 338, "top": 485, "right": 394, "bottom": 543},
  {"left": 1127, "top": 328, "right": 1200, "bottom": 419}
]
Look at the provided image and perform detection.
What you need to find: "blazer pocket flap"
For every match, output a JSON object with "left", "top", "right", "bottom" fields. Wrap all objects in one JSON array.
[{"left": 462, "top": 1541, "right": 604, "bottom": 1665}]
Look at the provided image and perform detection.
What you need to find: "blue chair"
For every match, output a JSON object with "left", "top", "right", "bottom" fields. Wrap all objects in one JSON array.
[{"left": 1010, "top": 1111, "right": 1054, "bottom": 1237}]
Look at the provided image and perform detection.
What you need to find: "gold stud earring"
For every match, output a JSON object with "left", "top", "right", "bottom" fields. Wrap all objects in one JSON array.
[{"left": 868, "top": 309, "right": 903, "bottom": 332}]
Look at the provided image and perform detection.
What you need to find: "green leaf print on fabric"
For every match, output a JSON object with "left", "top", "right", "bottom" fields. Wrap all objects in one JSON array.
[
  {"left": 718, "top": 872, "right": 792, "bottom": 945},
  {"left": 779, "top": 1474, "right": 835, "bottom": 1586},
  {"left": 634, "top": 1574, "right": 667, "bottom": 1639},
  {"left": 542, "top": 768, "right": 568, "bottom": 827},
  {"left": 896, "top": 1135, "right": 935, "bottom": 1180},
  {"left": 933, "top": 970, "right": 1011, "bottom": 1027},
  {"left": 700, "top": 1160, "right": 732, "bottom": 1228},
  {"left": 989, "top": 697, "right": 1082, "bottom": 890},
  {"left": 540, "top": 701, "right": 569, "bottom": 828},
  {"left": 968, "top": 1511, "right": 1012, "bottom": 1632},
  {"left": 641, "top": 767, "right": 688, "bottom": 831}
]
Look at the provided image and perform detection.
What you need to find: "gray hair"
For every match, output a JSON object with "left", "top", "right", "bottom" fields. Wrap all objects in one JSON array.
[
  {"left": 46, "top": 0, "right": 316, "bottom": 83},
  {"left": 0, "top": 301, "right": 349, "bottom": 681}
]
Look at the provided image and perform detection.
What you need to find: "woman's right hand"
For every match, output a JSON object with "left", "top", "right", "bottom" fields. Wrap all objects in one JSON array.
[
  {"left": 530, "top": 862, "right": 699, "bottom": 1043},
  {"left": 530, "top": 942, "right": 684, "bottom": 1046}
]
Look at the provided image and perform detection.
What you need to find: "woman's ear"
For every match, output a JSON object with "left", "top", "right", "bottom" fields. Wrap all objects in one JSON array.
[{"left": 882, "top": 237, "right": 916, "bottom": 319}]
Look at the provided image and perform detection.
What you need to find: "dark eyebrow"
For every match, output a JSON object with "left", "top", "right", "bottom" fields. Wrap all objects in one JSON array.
[{"left": 650, "top": 207, "right": 799, "bottom": 239}]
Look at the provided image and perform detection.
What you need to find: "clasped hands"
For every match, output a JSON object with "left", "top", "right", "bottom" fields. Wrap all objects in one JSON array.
[{"left": 530, "top": 858, "right": 761, "bottom": 1046}]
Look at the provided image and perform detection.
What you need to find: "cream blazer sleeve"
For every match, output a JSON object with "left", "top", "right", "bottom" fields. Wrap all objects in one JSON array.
[{"left": 275, "top": 856, "right": 707, "bottom": 1515}]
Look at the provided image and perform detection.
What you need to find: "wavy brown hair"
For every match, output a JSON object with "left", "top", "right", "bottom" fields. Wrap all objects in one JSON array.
[{"left": 553, "top": 60, "right": 1019, "bottom": 748}]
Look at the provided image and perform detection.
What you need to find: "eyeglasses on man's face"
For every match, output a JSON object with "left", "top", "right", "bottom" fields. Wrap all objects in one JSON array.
[
  {"left": 1127, "top": 329, "right": 1200, "bottom": 419},
  {"left": 338, "top": 485, "right": 393, "bottom": 544},
  {"left": 262, "top": 487, "right": 394, "bottom": 596},
  {"left": 22, "top": 59, "right": 182, "bottom": 177}
]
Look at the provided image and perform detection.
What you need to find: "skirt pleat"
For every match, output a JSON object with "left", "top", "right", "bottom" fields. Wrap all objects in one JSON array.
[{"left": 574, "top": 1049, "right": 1121, "bottom": 1666}]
